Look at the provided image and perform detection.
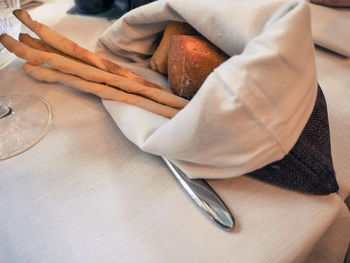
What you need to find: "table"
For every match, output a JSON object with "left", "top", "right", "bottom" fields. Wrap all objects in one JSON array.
[{"left": 1, "top": 1, "right": 349, "bottom": 262}]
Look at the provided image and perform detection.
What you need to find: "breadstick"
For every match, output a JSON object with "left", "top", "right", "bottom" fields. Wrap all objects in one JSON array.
[
  {"left": 19, "top": 33, "right": 85, "bottom": 64},
  {"left": 19, "top": 33, "right": 56, "bottom": 53},
  {"left": 23, "top": 63, "right": 178, "bottom": 118},
  {"left": 0, "top": 34, "right": 188, "bottom": 108},
  {"left": 13, "top": 9, "right": 168, "bottom": 92}
]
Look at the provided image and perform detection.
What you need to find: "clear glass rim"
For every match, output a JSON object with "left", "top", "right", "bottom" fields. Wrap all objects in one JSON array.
[{"left": 0, "top": 94, "right": 53, "bottom": 160}]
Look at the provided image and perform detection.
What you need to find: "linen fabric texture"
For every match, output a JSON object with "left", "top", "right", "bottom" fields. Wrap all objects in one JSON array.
[
  {"left": 310, "top": 2, "right": 350, "bottom": 58},
  {"left": 97, "top": 0, "right": 338, "bottom": 194}
]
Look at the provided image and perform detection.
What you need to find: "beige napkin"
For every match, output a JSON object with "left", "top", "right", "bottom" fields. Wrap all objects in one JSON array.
[
  {"left": 20, "top": 0, "right": 43, "bottom": 9},
  {"left": 310, "top": 2, "right": 350, "bottom": 57},
  {"left": 97, "top": 0, "right": 317, "bottom": 180}
]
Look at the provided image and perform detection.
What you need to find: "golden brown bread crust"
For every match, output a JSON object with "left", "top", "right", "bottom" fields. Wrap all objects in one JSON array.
[
  {"left": 19, "top": 33, "right": 56, "bottom": 53},
  {"left": 13, "top": 9, "right": 167, "bottom": 92},
  {"left": 19, "top": 33, "right": 85, "bottom": 64},
  {"left": 168, "top": 35, "right": 229, "bottom": 99},
  {"left": 150, "top": 21, "right": 198, "bottom": 74},
  {"left": 23, "top": 63, "right": 178, "bottom": 118},
  {"left": 0, "top": 33, "right": 188, "bottom": 109},
  {"left": 0, "top": 10, "right": 186, "bottom": 118}
]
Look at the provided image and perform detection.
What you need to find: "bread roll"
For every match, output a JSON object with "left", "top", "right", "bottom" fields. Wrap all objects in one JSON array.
[
  {"left": 168, "top": 35, "right": 229, "bottom": 99},
  {"left": 150, "top": 21, "right": 198, "bottom": 74}
]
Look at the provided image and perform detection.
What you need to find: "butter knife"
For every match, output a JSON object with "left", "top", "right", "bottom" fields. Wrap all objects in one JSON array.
[{"left": 162, "top": 157, "right": 235, "bottom": 231}]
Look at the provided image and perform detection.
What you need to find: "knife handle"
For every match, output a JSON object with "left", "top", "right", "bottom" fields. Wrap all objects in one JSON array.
[{"left": 162, "top": 157, "right": 235, "bottom": 231}]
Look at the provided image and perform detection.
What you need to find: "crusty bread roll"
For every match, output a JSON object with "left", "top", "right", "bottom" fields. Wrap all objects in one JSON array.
[
  {"left": 150, "top": 21, "right": 198, "bottom": 74},
  {"left": 168, "top": 35, "right": 229, "bottom": 99}
]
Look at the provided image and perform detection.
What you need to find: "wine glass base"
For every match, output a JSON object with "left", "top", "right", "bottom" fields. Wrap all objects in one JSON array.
[{"left": 0, "top": 94, "right": 52, "bottom": 160}]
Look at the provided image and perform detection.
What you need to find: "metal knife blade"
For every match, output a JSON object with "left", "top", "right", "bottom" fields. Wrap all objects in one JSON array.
[{"left": 162, "top": 157, "right": 235, "bottom": 231}]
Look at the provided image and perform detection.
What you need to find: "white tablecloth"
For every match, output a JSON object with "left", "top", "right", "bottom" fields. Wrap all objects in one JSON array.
[{"left": 1, "top": 1, "right": 349, "bottom": 262}]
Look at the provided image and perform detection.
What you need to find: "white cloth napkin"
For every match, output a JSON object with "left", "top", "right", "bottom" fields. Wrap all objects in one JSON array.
[
  {"left": 97, "top": 0, "right": 318, "bottom": 179},
  {"left": 310, "top": 2, "right": 350, "bottom": 57},
  {"left": 20, "top": 0, "right": 43, "bottom": 9}
]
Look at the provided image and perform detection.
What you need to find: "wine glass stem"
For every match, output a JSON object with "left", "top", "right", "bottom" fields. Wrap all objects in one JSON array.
[{"left": 0, "top": 101, "right": 11, "bottom": 119}]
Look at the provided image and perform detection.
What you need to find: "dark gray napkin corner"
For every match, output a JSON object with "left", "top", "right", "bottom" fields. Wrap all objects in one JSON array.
[
  {"left": 67, "top": 0, "right": 128, "bottom": 20},
  {"left": 248, "top": 85, "right": 339, "bottom": 195}
]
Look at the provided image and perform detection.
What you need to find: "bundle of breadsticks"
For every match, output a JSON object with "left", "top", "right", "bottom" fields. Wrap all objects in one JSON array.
[{"left": 0, "top": 9, "right": 188, "bottom": 118}]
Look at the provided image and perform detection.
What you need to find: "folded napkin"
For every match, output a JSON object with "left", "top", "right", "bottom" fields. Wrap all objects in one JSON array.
[
  {"left": 97, "top": 0, "right": 339, "bottom": 195},
  {"left": 310, "top": 2, "right": 350, "bottom": 57},
  {"left": 20, "top": 0, "right": 43, "bottom": 9}
]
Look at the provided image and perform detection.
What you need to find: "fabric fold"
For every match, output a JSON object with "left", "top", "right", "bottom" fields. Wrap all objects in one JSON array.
[
  {"left": 98, "top": 0, "right": 338, "bottom": 194},
  {"left": 249, "top": 86, "right": 338, "bottom": 195},
  {"left": 310, "top": 3, "right": 350, "bottom": 57}
]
